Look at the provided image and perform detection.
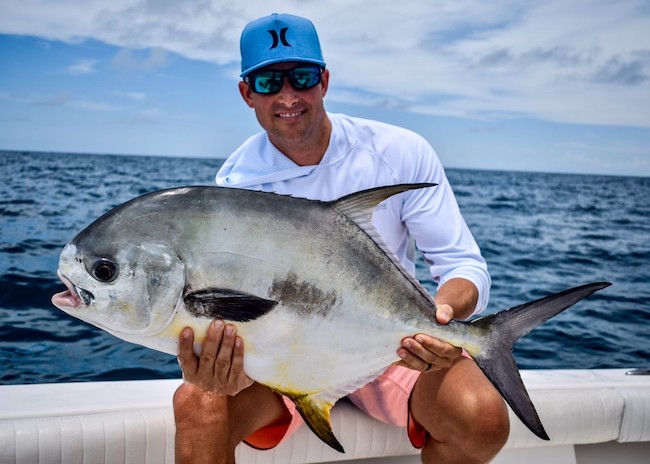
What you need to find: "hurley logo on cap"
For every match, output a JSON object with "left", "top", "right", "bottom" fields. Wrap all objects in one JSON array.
[{"left": 268, "top": 27, "right": 291, "bottom": 49}]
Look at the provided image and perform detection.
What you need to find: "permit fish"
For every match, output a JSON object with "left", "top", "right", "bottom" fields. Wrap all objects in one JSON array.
[{"left": 51, "top": 184, "right": 610, "bottom": 452}]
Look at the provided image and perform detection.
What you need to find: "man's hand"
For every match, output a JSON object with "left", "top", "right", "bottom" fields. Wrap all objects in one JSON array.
[
  {"left": 177, "top": 320, "right": 254, "bottom": 396},
  {"left": 395, "top": 303, "right": 463, "bottom": 373}
]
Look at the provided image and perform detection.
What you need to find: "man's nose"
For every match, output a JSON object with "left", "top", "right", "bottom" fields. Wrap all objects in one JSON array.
[{"left": 277, "top": 77, "right": 299, "bottom": 105}]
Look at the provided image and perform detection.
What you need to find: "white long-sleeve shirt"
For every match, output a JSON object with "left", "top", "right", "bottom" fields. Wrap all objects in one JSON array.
[{"left": 216, "top": 113, "right": 490, "bottom": 315}]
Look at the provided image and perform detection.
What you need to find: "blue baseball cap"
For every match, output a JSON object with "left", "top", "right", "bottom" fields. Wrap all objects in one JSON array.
[{"left": 240, "top": 13, "right": 326, "bottom": 77}]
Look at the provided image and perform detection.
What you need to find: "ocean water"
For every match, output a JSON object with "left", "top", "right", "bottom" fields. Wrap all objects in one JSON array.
[{"left": 1, "top": 151, "right": 648, "bottom": 385}]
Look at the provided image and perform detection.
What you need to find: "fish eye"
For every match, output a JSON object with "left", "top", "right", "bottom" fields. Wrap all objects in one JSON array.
[{"left": 91, "top": 259, "right": 119, "bottom": 282}]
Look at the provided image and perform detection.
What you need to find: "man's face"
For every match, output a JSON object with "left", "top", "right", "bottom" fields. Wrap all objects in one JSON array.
[{"left": 239, "top": 61, "right": 330, "bottom": 156}]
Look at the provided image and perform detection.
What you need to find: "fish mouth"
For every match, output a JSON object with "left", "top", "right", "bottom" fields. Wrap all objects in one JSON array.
[{"left": 52, "top": 270, "right": 94, "bottom": 309}]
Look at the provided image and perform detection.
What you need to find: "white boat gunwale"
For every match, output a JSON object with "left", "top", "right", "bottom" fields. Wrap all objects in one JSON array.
[{"left": 1, "top": 368, "right": 649, "bottom": 464}]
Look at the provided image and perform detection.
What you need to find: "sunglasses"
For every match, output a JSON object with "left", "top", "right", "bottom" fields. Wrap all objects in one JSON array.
[{"left": 244, "top": 65, "right": 323, "bottom": 95}]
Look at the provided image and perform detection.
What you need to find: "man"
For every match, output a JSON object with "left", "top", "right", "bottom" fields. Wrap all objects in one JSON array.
[{"left": 174, "top": 13, "right": 509, "bottom": 464}]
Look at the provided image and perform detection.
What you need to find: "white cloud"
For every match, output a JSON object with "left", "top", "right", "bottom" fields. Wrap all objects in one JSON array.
[
  {"left": 1, "top": 0, "right": 648, "bottom": 127},
  {"left": 65, "top": 59, "right": 98, "bottom": 75},
  {"left": 0, "top": 90, "right": 121, "bottom": 112},
  {"left": 71, "top": 99, "right": 121, "bottom": 111},
  {"left": 111, "top": 48, "right": 168, "bottom": 71},
  {"left": 113, "top": 90, "right": 147, "bottom": 101}
]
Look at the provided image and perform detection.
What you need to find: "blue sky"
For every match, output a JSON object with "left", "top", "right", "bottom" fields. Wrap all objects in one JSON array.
[{"left": 1, "top": 0, "right": 649, "bottom": 176}]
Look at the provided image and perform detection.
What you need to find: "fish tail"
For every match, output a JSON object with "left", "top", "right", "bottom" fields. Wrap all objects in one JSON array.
[{"left": 467, "top": 282, "right": 611, "bottom": 440}]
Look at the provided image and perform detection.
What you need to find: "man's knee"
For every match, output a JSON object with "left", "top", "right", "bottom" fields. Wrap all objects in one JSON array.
[{"left": 455, "top": 385, "right": 510, "bottom": 452}]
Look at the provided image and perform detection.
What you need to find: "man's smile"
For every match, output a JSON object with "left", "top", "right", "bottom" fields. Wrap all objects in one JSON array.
[{"left": 277, "top": 110, "right": 305, "bottom": 118}]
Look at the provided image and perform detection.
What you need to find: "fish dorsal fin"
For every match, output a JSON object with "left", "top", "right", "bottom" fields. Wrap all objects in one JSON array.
[
  {"left": 332, "top": 183, "right": 437, "bottom": 229},
  {"left": 331, "top": 183, "right": 438, "bottom": 306},
  {"left": 282, "top": 390, "right": 344, "bottom": 453}
]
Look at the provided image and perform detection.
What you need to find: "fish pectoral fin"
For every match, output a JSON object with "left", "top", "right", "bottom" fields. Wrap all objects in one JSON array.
[
  {"left": 284, "top": 391, "right": 344, "bottom": 453},
  {"left": 183, "top": 288, "right": 277, "bottom": 322}
]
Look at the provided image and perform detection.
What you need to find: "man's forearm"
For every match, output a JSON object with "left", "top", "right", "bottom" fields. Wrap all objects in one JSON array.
[
  {"left": 434, "top": 277, "right": 479, "bottom": 321},
  {"left": 174, "top": 384, "right": 231, "bottom": 464}
]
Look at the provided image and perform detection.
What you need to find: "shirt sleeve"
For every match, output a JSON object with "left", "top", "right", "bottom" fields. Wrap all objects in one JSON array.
[{"left": 399, "top": 137, "right": 491, "bottom": 316}]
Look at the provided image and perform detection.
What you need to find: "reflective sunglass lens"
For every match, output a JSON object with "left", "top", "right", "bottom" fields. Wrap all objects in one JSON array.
[
  {"left": 247, "top": 66, "right": 322, "bottom": 94},
  {"left": 289, "top": 68, "right": 321, "bottom": 89},
  {"left": 252, "top": 73, "right": 282, "bottom": 94}
]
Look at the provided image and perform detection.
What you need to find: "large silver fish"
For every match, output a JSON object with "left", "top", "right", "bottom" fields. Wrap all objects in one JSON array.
[{"left": 51, "top": 184, "right": 609, "bottom": 452}]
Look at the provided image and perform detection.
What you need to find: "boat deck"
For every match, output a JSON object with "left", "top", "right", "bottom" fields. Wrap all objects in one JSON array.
[{"left": 1, "top": 369, "right": 648, "bottom": 463}]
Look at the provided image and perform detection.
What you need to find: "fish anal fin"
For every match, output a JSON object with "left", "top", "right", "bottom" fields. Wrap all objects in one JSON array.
[
  {"left": 283, "top": 391, "right": 344, "bottom": 453},
  {"left": 183, "top": 288, "right": 277, "bottom": 322}
]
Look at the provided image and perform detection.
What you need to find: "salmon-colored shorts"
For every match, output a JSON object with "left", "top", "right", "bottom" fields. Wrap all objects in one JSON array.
[{"left": 243, "top": 364, "right": 427, "bottom": 450}]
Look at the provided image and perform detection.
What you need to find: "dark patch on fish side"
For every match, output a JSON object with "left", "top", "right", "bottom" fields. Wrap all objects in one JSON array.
[
  {"left": 270, "top": 272, "right": 337, "bottom": 317},
  {"left": 184, "top": 288, "right": 277, "bottom": 322}
]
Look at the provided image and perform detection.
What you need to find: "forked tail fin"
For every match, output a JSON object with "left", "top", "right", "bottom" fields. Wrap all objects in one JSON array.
[{"left": 469, "top": 282, "right": 611, "bottom": 440}]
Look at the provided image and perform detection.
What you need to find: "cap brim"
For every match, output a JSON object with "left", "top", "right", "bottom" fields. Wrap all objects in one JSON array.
[{"left": 241, "top": 58, "right": 326, "bottom": 77}]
